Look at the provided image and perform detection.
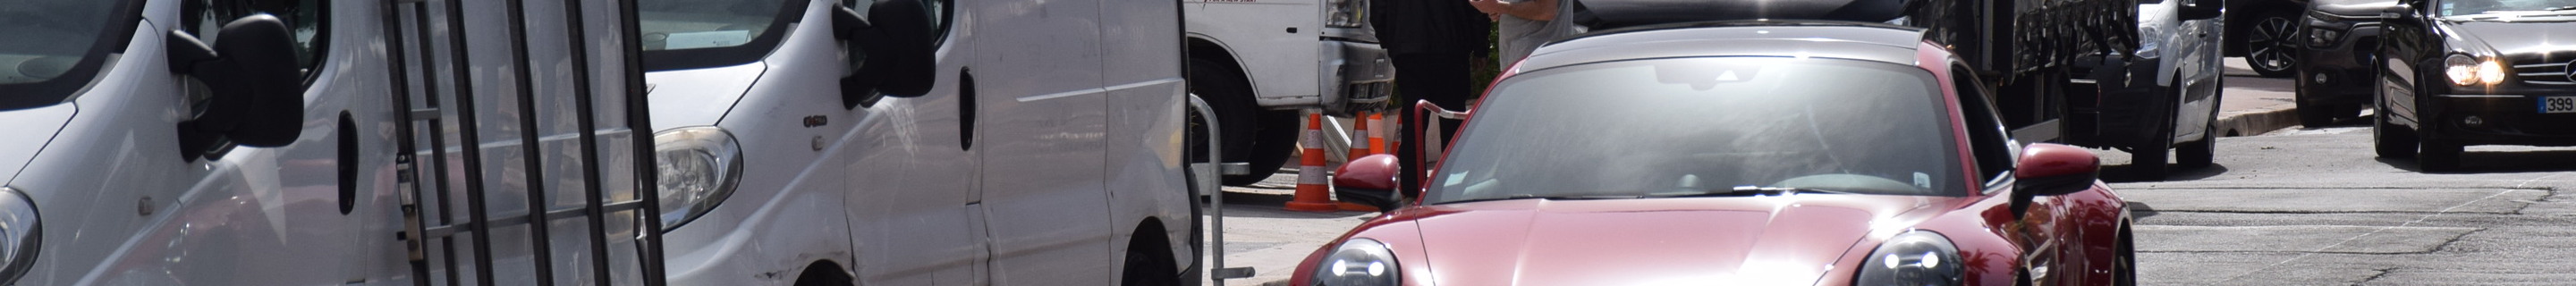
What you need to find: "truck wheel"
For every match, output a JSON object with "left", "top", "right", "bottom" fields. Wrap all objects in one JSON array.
[
  {"left": 1184, "top": 58, "right": 1284, "bottom": 185},
  {"left": 2242, "top": 9, "right": 2301, "bottom": 78}
]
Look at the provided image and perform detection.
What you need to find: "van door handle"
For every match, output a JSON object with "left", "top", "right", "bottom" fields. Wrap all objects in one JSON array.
[
  {"left": 335, "top": 112, "right": 359, "bottom": 214},
  {"left": 959, "top": 69, "right": 977, "bottom": 151}
]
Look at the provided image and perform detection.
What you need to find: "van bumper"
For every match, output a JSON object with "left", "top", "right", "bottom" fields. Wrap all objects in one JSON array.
[{"left": 1320, "top": 40, "right": 1395, "bottom": 116}]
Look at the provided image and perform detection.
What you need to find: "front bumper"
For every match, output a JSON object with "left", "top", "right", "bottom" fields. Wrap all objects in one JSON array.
[
  {"left": 2296, "top": 17, "right": 2381, "bottom": 105},
  {"left": 2067, "top": 55, "right": 2171, "bottom": 148},
  {"left": 1321, "top": 40, "right": 1395, "bottom": 115},
  {"left": 2418, "top": 89, "right": 2576, "bottom": 147}
]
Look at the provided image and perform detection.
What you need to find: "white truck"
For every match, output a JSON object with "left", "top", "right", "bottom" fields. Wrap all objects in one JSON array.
[
  {"left": 640, "top": 0, "right": 1201, "bottom": 285},
  {"left": 1183, "top": 0, "right": 1395, "bottom": 185},
  {"left": 0, "top": 0, "right": 668, "bottom": 284}
]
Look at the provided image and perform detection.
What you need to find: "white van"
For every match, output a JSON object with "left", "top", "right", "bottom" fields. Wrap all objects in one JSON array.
[
  {"left": 0, "top": 0, "right": 665, "bottom": 284},
  {"left": 639, "top": 0, "right": 1199, "bottom": 285}
]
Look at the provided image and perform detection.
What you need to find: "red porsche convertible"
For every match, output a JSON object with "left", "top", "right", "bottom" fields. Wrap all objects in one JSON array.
[{"left": 1292, "top": 21, "right": 2135, "bottom": 286}]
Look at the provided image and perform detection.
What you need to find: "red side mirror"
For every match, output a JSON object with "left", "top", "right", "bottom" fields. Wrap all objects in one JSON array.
[
  {"left": 2014, "top": 143, "right": 2101, "bottom": 197},
  {"left": 1332, "top": 154, "right": 1402, "bottom": 211}
]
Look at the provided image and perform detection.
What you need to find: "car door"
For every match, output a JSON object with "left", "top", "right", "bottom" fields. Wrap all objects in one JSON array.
[
  {"left": 1948, "top": 65, "right": 2084, "bottom": 285},
  {"left": 837, "top": 0, "right": 994, "bottom": 284},
  {"left": 970, "top": 0, "right": 1117, "bottom": 282},
  {"left": 84, "top": 0, "right": 374, "bottom": 283}
]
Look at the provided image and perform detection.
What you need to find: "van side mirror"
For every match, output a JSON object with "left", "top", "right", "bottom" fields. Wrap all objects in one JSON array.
[
  {"left": 836, "top": 0, "right": 936, "bottom": 108},
  {"left": 2181, "top": 0, "right": 2225, "bottom": 21},
  {"left": 168, "top": 14, "right": 306, "bottom": 157},
  {"left": 2383, "top": 4, "right": 2417, "bottom": 19},
  {"left": 1332, "top": 154, "right": 1404, "bottom": 212},
  {"left": 2009, "top": 143, "right": 2099, "bottom": 217}
]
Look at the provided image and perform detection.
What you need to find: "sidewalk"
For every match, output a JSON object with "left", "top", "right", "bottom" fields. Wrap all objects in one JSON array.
[{"left": 2215, "top": 57, "right": 2306, "bottom": 137}]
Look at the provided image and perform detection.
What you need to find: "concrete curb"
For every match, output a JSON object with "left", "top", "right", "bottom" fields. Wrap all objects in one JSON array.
[{"left": 2215, "top": 105, "right": 2302, "bottom": 138}]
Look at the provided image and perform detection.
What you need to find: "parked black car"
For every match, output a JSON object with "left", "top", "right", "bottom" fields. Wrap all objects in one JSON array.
[
  {"left": 2375, "top": 0, "right": 2576, "bottom": 171},
  {"left": 2293, "top": 0, "right": 2402, "bottom": 127},
  {"left": 2230, "top": 0, "right": 2312, "bottom": 77}
]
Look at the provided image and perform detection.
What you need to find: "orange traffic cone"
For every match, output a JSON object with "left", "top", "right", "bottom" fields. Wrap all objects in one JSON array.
[
  {"left": 1285, "top": 112, "right": 1340, "bottom": 212},
  {"left": 1365, "top": 113, "right": 1386, "bottom": 157},
  {"left": 1348, "top": 112, "right": 1376, "bottom": 160}
]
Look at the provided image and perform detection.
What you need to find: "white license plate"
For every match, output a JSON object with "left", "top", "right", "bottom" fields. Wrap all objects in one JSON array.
[{"left": 2547, "top": 97, "right": 2576, "bottom": 114}]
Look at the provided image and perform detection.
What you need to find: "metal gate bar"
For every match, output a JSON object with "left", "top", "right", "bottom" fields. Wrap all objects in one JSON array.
[
  {"left": 498, "top": 0, "right": 560, "bottom": 283},
  {"left": 557, "top": 0, "right": 622, "bottom": 282},
  {"left": 395, "top": 1, "right": 469, "bottom": 284},
  {"left": 616, "top": 0, "right": 674, "bottom": 283},
  {"left": 377, "top": 2, "right": 436, "bottom": 285},
  {"left": 431, "top": 0, "right": 503, "bottom": 283}
]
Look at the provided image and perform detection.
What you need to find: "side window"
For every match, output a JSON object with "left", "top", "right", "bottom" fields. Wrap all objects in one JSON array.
[
  {"left": 180, "top": 0, "right": 326, "bottom": 80},
  {"left": 844, "top": 0, "right": 953, "bottom": 45},
  {"left": 1952, "top": 67, "right": 2015, "bottom": 185}
]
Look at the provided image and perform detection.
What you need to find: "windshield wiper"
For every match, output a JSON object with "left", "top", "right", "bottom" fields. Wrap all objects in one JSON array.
[{"left": 1652, "top": 186, "right": 1860, "bottom": 198}]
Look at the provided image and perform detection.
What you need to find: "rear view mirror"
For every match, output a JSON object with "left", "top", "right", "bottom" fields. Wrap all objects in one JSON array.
[
  {"left": 837, "top": 0, "right": 936, "bottom": 107},
  {"left": 168, "top": 14, "right": 306, "bottom": 156},
  {"left": 1332, "top": 154, "right": 1403, "bottom": 212},
  {"left": 2181, "top": 0, "right": 2224, "bottom": 20},
  {"left": 2010, "top": 143, "right": 2100, "bottom": 215}
]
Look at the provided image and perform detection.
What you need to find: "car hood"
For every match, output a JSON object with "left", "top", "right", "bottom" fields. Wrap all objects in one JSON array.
[
  {"left": 644, "top": 63, "right": 767, "bottom": 128},
  {"left": 2312, "top": 0, "right": 2400, "bottom": 17},
  {"left": 2445, "top": 21, "right": 2576, "bottom": 56},
  {"left": 0, "top": 104, "right": 75, "bottom": 185},
  {"left": 1401, "top": 194, "right": 1950, "bottom": 285}
]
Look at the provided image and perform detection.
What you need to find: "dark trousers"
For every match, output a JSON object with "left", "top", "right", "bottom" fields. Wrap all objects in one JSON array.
[{"left": 1392, "top": 51, "right": 1475, "bottom": 196}]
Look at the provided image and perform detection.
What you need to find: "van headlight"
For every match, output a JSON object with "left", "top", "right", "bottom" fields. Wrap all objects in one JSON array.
[
  {"left": 1326, "top": 0, "right": 1367, "bottom": 28},
  {"left": 653, "top": 127, "right": 743, "bottom": 231},
  {"left": 1310, "top": 238, "right": 1400, "bottom": 286},
  {"left": 2445, "top": 54, "right": 2504, "bottom": 86},
  {"left": 0, "top": 187, "right": 39, "bottom": 283},
  {"left": 1853, "top": 231, "right": 1963, "bottom": 286}
]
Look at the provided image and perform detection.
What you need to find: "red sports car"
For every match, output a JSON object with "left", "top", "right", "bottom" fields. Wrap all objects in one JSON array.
[{"left": 1295, "top": 21, "right": 2135, "bottom": 286}]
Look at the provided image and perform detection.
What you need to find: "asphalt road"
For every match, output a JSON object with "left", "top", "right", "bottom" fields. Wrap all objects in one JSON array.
[
  {"left": 2106, "top": 123, "right": 2576, "bottom": 285},
  {"left": 1199, "top": 58, "right": 2576, "bottom": 285}
]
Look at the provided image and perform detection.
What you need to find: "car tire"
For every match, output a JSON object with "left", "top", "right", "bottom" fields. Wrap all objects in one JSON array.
[
  {"left": 2372, "top": 95, "right": 2418, "bottom": 158},
  {"left": 2244, "top": 9, "right": 2301, "bottom": 78},
  {"left": 2178, "top": 78, "right": 2218, "bottom": 169},
  {"left": 2115, "top": 226, "right": 2138, "bottom": 286},
  {"left": 1185, "top": 57, "right": 1289, "bottom": 186},
  {"left": 1122, "top": 231, "right": 1182, "bottom": 286},
  {"left": 2295, "top": 98, "right": 2339, "bottom": 127},
  {"left": 2131, "top": 110, "right": 2175, "bottom": 181}
]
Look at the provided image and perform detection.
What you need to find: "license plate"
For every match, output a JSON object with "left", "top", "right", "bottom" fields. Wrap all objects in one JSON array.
[{"left": 2547, "top": 97, "right": 2576, "bottom": 114}]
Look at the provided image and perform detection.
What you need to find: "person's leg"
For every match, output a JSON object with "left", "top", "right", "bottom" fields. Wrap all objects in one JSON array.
[{"left": 1392, "top": 51, "right": 1474, "bottom": 195}]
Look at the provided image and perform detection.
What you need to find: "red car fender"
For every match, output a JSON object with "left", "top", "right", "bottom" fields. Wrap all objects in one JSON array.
[{"left": 1288, "top": 208, "right": 1440, "bottom": 286}]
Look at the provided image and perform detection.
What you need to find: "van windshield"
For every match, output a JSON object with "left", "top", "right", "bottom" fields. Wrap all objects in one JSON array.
[
  {"left": 0, "top": 0, "right": 135, "bottom": 111},
  {"left": 639, "top": 0, "right": 804, "bottom": 72}
]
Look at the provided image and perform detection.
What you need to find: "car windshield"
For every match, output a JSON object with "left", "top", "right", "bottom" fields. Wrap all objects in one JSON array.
[
  {"left": 2441, "top": 0, "right": 2576, "bottom": 16},
  {"left": 1424, "top": 57, "right": 1965, "bottom": 205},
  {"left": 0, "top": 0, "right": 133, "bottom": 111},
  {"left": 639, "top": 0, "right": 801, "bottom": 71}
]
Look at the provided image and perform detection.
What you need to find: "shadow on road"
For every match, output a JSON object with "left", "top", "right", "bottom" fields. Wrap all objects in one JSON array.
[
  {"left": 2098, "top": 164, "right": 2233, "bottom": 183},
  {"left": 2374, "top": 149, "right": 2576, "bottom": 174}
]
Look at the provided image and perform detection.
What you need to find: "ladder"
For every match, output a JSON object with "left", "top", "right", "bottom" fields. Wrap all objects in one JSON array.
[{"left": 379, "top": 0, "right": 668, "bottom": 284}]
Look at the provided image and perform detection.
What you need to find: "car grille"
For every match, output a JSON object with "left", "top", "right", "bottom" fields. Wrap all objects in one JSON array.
[{"left": 2513, "top": 61, "right": 2574, "bottom": 86}]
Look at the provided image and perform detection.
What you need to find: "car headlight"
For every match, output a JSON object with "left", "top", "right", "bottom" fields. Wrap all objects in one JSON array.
[
  {"left": 0, "top": 187, "right": 39, "bottom": 283},
  {"left": 1853, "top": 231, "right": 1963, "bottom": 286},
  {"left": 2445, "top": 54, "right": 2504, "bottom": 86},
  {"left": 1310, "top": 238, "right": 1400, "bottom": 286},
  {"left": 2309, "top": 27, "right": 2343, "bottom": 47},
  {"left": 653, "top": 126, "right": 743, "bottom": 231},
  {"left": 1326, "top": 0, "right": 1367, "bottom": 28},
  {"left": 2133, "top": 25, "right": 2163, "bottom": 59}
]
